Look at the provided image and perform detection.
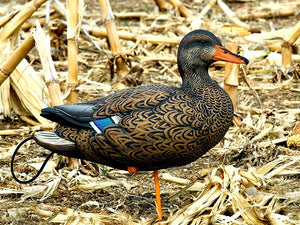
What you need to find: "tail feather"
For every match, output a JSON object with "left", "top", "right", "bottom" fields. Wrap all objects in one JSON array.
[{"left": 34, "top": 131, "right": 76, "bottom": 153}]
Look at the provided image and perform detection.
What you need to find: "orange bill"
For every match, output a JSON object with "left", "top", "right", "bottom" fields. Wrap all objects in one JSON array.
[{"left": 213, "top": 45, "right": 249, "bottom": 64}]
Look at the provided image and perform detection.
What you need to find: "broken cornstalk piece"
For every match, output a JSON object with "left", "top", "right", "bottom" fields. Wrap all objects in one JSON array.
[
  {"left": 98, "top": 0, "right": 132, "bottom": 85},
  {"left": 0, "top": 35, "right": 35, "bottom": 85}
]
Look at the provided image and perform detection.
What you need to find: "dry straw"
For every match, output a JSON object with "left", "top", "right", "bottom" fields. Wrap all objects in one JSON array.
[
  {"left": 166, "top": 157, "right": 299, "bottom": 224},
  {"left": 217, "top": 0, "right": 249, "bottom": 30},
  {"left": 3, "top": 156, "right": 297, "bottom": 224}
]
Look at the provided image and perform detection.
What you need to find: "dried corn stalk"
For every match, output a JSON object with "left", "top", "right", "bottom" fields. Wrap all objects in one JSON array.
[
  {"left": 64, "top": 0, "right": 84, "bottom": 169},
  {"left": 0, "top": 35, "right": 35, "bottom": 85},
  {"left": 33, "top": 21, "right": 63, "bottom": 107},
  {"left": 98, "top": 0, "right": 131, "bottom": 85},
  {"left": 0, "top": 23, "right": 21, "bottom": 118},
  {"left": 167, "top": 158, "right": 298, "bottom": 224},
  {"left": 89, "top": 27, "right": 181, "bottom": 45},
  {"left": 266, "top": 21, "right": 300, "bottom": 54},
  {"left": 154, "top": 0, "right": 169, "bottom": 11},
  {"left": 223, "top": 41, "right": 243, "bottom": 126},
  {"left": 0, "top": 0, "right": 47, "bottom": 42},
  {"left": 281, "top": 40, "right": 292, "bottom": 70},
  {"left": 166, "top": 0, "right": 193, "bottom": 18},
  {"left": 239, "top": 8, "right": 294, "bottom": 21},
  {"left": 66, "top": 0, "right": 83, "bottom": 104},
  {"left": 281, "top": 21, "right": 300, "bottom": 70},
  {"left": 0, "top": 10, "right": 19, "bottom": 28}
]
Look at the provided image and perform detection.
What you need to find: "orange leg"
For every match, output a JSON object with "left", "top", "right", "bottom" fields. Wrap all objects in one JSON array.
[
  {"left": 128, "top": 167, "right": 162, "bottom": 220},
  {"left": 154, "top": 170, "right": 162, "bottom": 221}
]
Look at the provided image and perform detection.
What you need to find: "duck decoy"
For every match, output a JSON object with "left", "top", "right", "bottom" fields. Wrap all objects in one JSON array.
[{"left": 11, "top": 29, "right": 248, "bottom": 220}]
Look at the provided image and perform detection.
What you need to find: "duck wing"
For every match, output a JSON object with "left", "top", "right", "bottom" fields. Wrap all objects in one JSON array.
[
  {"left": 93, "top": 85, "right": 173, "bottom": 118},
  {"left": 40, "top": 85, "right": 173, "bottom": 128},
  {"left": 36, "top": 85, "right": 176, "bottom": 162}
]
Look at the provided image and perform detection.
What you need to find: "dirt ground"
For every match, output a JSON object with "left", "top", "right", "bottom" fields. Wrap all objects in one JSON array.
[{"left": 0, "top": 0, "right": 300, "bottom": 224}]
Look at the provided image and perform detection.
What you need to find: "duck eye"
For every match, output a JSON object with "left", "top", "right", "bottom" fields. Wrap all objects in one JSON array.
[{"left": 199, "top": 40, "right": 206, "bottom": 44}]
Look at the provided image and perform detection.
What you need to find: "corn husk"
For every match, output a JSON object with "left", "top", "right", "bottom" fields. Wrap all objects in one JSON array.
[{"left": 9, "top": 59, "right": 50, "bottom": 124}]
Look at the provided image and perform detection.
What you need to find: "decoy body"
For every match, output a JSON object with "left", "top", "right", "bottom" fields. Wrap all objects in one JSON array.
[{"left": 33, "top": 29, "right": 248, "bottom": 220}]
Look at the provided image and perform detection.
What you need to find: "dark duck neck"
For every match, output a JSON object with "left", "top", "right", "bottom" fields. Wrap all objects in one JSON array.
[
  {"left": 180, "top": 65, "right": 214, "bottom": 92},
  {"left": 177, "top": 30, "right": 248, "bottom": 93}
]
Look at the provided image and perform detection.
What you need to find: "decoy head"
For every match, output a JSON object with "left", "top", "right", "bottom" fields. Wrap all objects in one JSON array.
[{"left": 177, "top": 30, "right": 248, "bottom": 76}]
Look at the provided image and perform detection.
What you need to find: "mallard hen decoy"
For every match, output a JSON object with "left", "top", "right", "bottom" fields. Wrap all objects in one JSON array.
[{"left": 15, "top": 30, "right": 248, "bottom": 220}]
